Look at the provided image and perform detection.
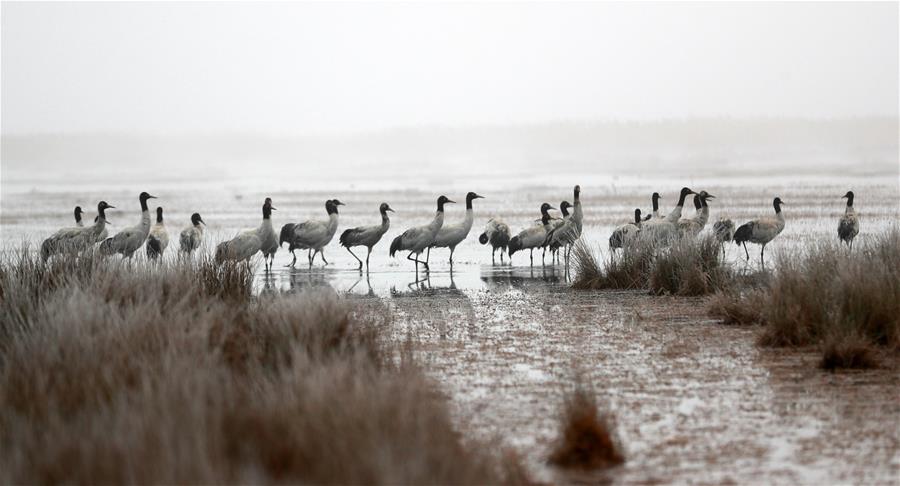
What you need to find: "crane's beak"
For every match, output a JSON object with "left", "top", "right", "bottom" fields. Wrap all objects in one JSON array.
[
  {"left": 706, "top": 194, "right": 716, "bottom": 199},
  {"left": 334, "top": 201, "right": 345, "bottom": 206},
  {"left": 446, "top": 200, "right": 456, "bottom": 204},
  {"left": 270, "top": 206, "right": 277, "bottom": 210},
  {"left": 841, "top": 195, "right": 848, "bottom": 199},
  {"left": 474, "top": 194, "right": 485, "bottom": 199},
  {"left": 386, "top": 207, "right": 395, "bottom": 212},
  {"left": 148, "top": 195, "right": 157, "bottom": 199},
  {"left": 200, "top": 219, "right": 206, "bottom": 225},
  {"left": 107, "top": 205, "right": 116, "bottom": 209}
]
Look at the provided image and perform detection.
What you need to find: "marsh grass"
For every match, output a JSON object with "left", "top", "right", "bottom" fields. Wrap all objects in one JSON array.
[
  {"left": 709, "top": 229, "right": 900, "bottom": 369},
  {"left": 572, "top": 235, "right": 734, "bottom": 295},
  {"left": 548, "top": 384, "right": 624, "bottom": 470},
  {"left": 0, "top": 249, "right": 524, "bottom": 484}
]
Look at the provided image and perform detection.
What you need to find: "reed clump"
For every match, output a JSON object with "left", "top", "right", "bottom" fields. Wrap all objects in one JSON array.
[
  {"left": 548, "top": 385, "right": 624, "bottom": 470},
  {"left": 709, "top": 228, "right": 900, "bottom": 369},
  {"left": 0, "top": 249, "right": 524, "bottom": 484},
  {"left": 572, "top": 235, "right": 733, "bottom": 295}
]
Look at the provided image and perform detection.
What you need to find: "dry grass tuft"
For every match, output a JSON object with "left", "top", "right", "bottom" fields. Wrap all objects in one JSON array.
[
  {"left": 572, "top": 235, "right": 733, "bottom": 296},
  {"left": 648, "top": 235, "right": 733, "bottom": 296},
  {"left": 709, "top": 228, "right": 900, "bottom": 369},
  {"left": 571, "top": 239, "right": 653, "bottom": 290},
  {"left": 548, "top": 385, "right": 624, "bottom": 470},
  {"left": 820, "top": 331, "right": 881, "bottom": 370},
  {"left": 0, "top": 249, "right": 524, "bottom": 484}
]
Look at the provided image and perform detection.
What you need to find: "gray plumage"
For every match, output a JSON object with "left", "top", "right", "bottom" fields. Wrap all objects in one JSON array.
[
  {"left": 340, "top": 202, "right": 392, "bottom": 269},
  {"left": 838, "top": 191, "right": 859, "bottom": 250},
  {"left": 479, "top": 218, "right": 511, "bottom": 264},
  {"left": 41, "top": 201, "right": 114, "bottom": 261},
  {"left": 100, "top": 192, "right": 157, "bottom": 258},
  {"left": 733, "top": 197, "right": 786, "bottom": 266},
  {"left": 179, "top": 213, "right": 205, "bottom": 254},
  {"left": 146, "top": 207, "right": 169, "bottom": 260}
]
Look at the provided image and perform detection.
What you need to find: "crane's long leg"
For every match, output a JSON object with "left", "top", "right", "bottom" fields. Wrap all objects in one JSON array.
[
  {"left": 500, "top": 249, "right": 505, "bottom": 264},
  {"left": 760, "top": 244, "right": 766, "bottom": 268},
  {"left": 849, "top": 239, "right": 853, "bottom": 252},
  {"left": 365, "top": 247, "right": 372, "bottom": 270},
  {"left": 449, "top": 246, "right": 455, "bottom": 264},
  {"left": 307, "top": 249, "right": 313, "bottom": 266},
  {"left": 286, "top": 249, "right": 297, "bottom": 267},
  {"left": 529, "top": 249, "right": 534, "bottom": 266},
  {"left": 492, "top": 247, "right": 496, "bottom": 265},
  {"left": 320, "top": 250, "right": 328, "bottom": 265},
  {"left": 426, "top": 247, "right": 431, "bottom": 265},
  {"left": 542, "top": 248, "right": 546, "bottom": 266},
  {"left": 346, "top": 246, "right": 363, "bottom": 269},
  {"left": 742, "top": 242, "right": 749, "bottom": 261}
]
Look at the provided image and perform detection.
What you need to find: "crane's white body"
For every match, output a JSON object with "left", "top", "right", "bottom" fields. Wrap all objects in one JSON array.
[
  {"left": 393, "top": 211, "right": 444, "bottom": 256},
  {"left": 340, "top": 206, "right": 391, "bottom": 268},
  {"left": 146, "top": 218, "right": 169, "bottom": 259},
  {"left": 432, "top": 207, "right": 474, "bottom": 250},
  {"left": 102, "top": 208, "right": 152, "bottom": 258},
  {"left": 179, "top": 224, "right": 204, "bottom": 253},
  {"left": 290, "top": 213, "right": 339, "bottom": 253},
  {"left": 41, "top": 214, "right": 107, "bottom": 260}
]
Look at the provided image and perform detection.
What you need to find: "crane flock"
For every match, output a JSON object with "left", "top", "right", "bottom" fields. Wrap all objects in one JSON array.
[{"left": 38, "top": 186, "right": 861, "bottom": 271}]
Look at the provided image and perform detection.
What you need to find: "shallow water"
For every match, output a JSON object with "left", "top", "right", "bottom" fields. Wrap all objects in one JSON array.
[{"left": 2, "top": 175, "right": 899, "bottom": 482}]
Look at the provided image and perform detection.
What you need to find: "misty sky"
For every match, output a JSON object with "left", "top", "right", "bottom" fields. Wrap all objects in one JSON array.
[{"left": 1, "top": 2, "right": 897, "bottom": 135}]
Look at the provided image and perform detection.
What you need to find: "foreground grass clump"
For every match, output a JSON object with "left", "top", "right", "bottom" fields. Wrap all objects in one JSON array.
[
  {"left": 572, "top": 236, "right": 733, "bottom": 295},
  {"left": 709, "top": 229, "right": 900, "bottom": 369},
  {"left": 548, "top": 385, "right": 624, "bottom": 470},
  {"left": 571, "top": 239, "right": 653, "bottom": 290},
  {"left": 0, "top": 251, "right": 524, "bottom": 484}
]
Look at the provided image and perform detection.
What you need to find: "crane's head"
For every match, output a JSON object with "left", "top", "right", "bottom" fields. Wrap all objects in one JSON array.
[
  {"left": 191, "top": 213, "right": 205, "bottom": 226},
  {"left": 634, "top": 208, "right": 642, "bottom": 224},
  {"left": 437, "top": 195, "right": 455, "bottom": 211},
  {"left": 842, "top": 191, "right": 854, "bottom": 199},
  {"left": 379, "top": 203, "right": 394, "bottom": 213},
  {"left": 74, "top": 206, "right": 83, "bottom": 218},
  {"left": 139, "top": 192, "right": 157, "bottom": 203},
  {"left": 540, "top": 202, "right": 556, "bottom": 215},
  {"left": 773, "top": 197, "right": 784, "bottom": 212}
]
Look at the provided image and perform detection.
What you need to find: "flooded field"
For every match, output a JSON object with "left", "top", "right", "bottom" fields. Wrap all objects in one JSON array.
[{"left": 2, "top": 175, "right": 899, "bottom": 482}]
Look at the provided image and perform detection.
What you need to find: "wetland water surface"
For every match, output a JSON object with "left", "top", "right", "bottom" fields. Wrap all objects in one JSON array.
[{"left": 2, "top": 176, "right": 899, "bottom": 483}]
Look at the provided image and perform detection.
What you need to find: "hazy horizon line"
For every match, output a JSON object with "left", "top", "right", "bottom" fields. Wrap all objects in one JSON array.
[{"left": 2, "top": 115, "right": 897, "bottom": 139}]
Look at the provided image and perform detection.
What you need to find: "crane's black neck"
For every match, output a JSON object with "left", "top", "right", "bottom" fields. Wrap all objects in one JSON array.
[
  {"left": 465, "top": 195, "right": 476, "bottom": 210},
  {"left": 326, "top": 203, "right": 339, "bottom": 215},
  {"left": 263, "top": 204, "right": 273, "bottom": 219},
  {"left": 700, "top": 196, "right": 709, "bottom": 209},
  {"left": 437, "top": 199, "right": 447, "bottom": 212},
  {"left": 98, "top": 204, "right": 107, "bottom": 220},
  {"left": 773, "top": 200, "right": 782, "bottom": 214},
  {"left": 652, "top": 194, "right": 659, "bottom": 212},
  {"left": 139, "top": 197, "right": 150, "bottom": 212},
  {"left": 677, "top": 190, "right": 690, "bottom": 208},
  {"left": 380, "top": 207, "right": 390, "bottom": 219},
  {"left": 693, "top": 195, "right": 702, "bottom": 210},
  {"left": 560, "top": 204, "right": 570, "bottom": 217},
  {"left": 541, "top": 213, "right": 552, "bottom": 225},
  {"left": 74, "top": 208, "right": 82, "bottom": 224},
  {"left": 156, "top": 208, "right": 164, "bottom": 223},
  {"left": 846, "top": 193, "right": 855, "bottom": 207},
  {"left": 634, "top": 209, "right": 642, "bottom": 224}
]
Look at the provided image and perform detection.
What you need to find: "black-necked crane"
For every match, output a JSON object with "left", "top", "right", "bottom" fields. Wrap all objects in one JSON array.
[
  {"left": 712, "top": 217, "right": 735, "bottom": 258},
  {"left": 216, "top": 198, "right": 277, "bottom": 265},
  {"left": 642, "top": 187, "right": 696, "bottom": 244},
  {"left": 428, "top": 191, "right": 484, "bottom": 264},
  {"left": 572, "top": 185, "right": 583, "bottom": 235},
  {"left": 339, "top": 202, "right": 393, "bottom": 270},
  {"left": 281, "top": 199, "right": 343, "bottom": 267},
  {"left": 609, "top": 209, "right": 643, "bottom": 251},
  {"left": 41, "top": 201, "right": 114, "bottom": 261},
  {"left": 508, "top": 203, "right": 556, "bottom": 266},
  {"left": 146, "top": 207, "right": 169, "bottom": 260},
  {"left": 73, "top": 206, "right": 84, "bottom": 227},
  {"left": 546, "top": 202, "right": 580, "bottom": 266},
  {"left": 479, "top": 218, "right": 511, "bottom": 264},
  {"left": 647, "top": 192, "right": 661, "bottom": 220},
  {"left": 99, "top": 192, "right": 157, "bottom": 258},
  {"left": 733, "top": 197, "right": 785, "bottom": 266},
  {"left": 390, "top": 195, "right": 453, "bottom": 272},
  {"left": 179, "top": 213, "right": 205, "bottom": 254},
  {"left": 544, "top": 201, "right": 571, "bottom": 264},
  {"left": 838, "top": 190, "right": 859, "bottom": 250},
  {"left": 678, "top": 191, "right": 715, "bottom": 236}
]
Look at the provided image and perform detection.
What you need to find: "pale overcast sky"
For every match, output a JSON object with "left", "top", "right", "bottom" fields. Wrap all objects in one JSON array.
[{"left": 1, "top": 2, "right": 897, "bottom": 135}]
